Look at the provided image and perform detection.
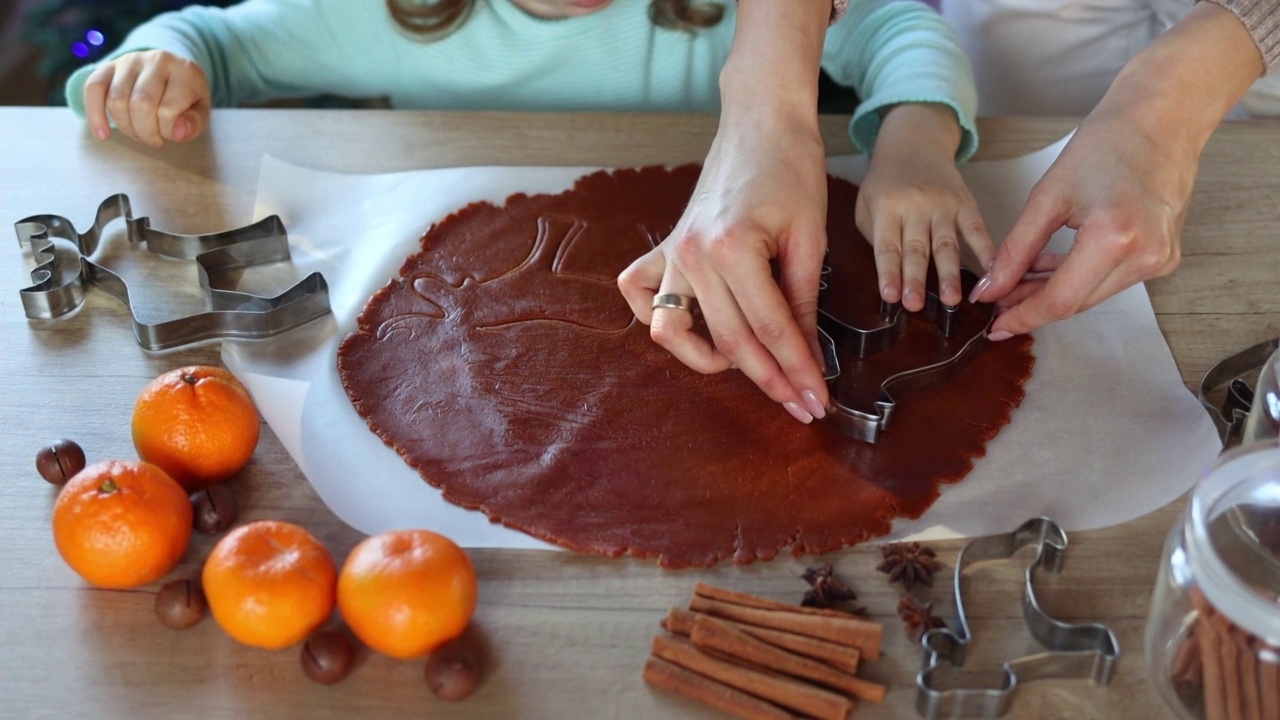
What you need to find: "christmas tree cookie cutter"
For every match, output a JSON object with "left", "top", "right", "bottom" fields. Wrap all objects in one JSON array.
[
  {"left": 15, "top": 194, "right": 331, "bottom": 350},
  {"left": 816, "top": 267, "right": 995, "bottom": 443},
  {"left": 915, "top": 517, "right": 1121, "bottom": 719}
]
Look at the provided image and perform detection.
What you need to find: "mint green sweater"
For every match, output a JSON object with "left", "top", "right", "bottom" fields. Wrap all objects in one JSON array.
[{"left": 66, "top": 0, "right": 979, "bottom": 160}]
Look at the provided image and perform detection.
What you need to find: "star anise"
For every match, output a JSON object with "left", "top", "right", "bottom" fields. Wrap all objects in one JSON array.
[
  {"left": 877, "top": 542, "right": 943, "bottom": 590},
  {"left": 800, "top": 563, "right": 865, "bottom": 614},
  {"left": 898, "top": 595, "right": 947, "bottom": 641}
]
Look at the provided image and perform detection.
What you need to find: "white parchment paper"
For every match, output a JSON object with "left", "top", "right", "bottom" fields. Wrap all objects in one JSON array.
[{"left": 222, "top": 135, "right": 1222, "bottom": 549}]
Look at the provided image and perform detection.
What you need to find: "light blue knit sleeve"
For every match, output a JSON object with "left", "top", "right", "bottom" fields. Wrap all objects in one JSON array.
[
  {"left": 65, "top": 0, "right": 391, "bottom": 116},
  {"left": 820, "top": 0, "right": 980, "bottom": 162}
]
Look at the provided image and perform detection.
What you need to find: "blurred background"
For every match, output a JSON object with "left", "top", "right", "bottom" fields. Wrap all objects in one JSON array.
[{"left": 0, "top": 0, "right": 235, "bottom": 105}]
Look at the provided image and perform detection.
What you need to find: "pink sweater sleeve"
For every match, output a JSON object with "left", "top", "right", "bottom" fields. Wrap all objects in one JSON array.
[{"left": 1204, "top": 0, "right": 1280, "bottom": 71}]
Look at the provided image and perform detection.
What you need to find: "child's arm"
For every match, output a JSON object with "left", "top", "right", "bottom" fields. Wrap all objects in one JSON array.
[
  {"left": 66, "top": 0, "right": 387, "bottom": 145},
  {"left": 821, "top": 0, "right": 988, "bottom": 310}
]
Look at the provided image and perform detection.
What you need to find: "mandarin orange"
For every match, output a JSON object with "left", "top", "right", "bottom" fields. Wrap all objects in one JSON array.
[
  {"left": 338, "top": 529, "right": 477, "bottom": 659},
  {"left": 52, "top": 460, "right": 192, "bottom": 589},
  {"left": 202, "top": 520, "right": 337, "bottom": 650},
  {"left": 131, "top": 365, "right": 260, "bottom": 490}
]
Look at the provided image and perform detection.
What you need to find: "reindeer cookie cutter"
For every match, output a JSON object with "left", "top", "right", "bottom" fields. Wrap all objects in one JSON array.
[
  {"left": 816, "top": 267, "right": 995, "bottom": 443},
  {"left": 916, "top": 517, "right": 1121, "bottom": 719},
  {"left": 15, "top": 194, "right": 331, "bottom": 350}
]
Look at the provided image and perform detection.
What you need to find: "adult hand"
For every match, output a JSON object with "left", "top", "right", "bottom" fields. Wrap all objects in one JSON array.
[
  {"left": 82, "top": 50, "right": 211, "bottom": 147},
  {"left": 617, "top": 106, "right": 831, "bottom": 424},
  {"left": 858, "top": 103, "right": 992, "bottom": 310},
  {"left": 972, "top": 1, "right": 1265, "bottom": 339},
  {"left": 971, "top": 113, "right": 1192, "bottom": 340},
  {"left": 617, "top": 0, "right": 833, "bottom": 424}
]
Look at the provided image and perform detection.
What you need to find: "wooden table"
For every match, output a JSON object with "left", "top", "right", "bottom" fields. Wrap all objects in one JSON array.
[{"left": 1, "top": 107, "right": 1277, "bottom": 719}]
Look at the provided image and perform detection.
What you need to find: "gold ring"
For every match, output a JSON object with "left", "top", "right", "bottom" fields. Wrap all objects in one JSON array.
[{"left": 651, "top": 293, "right": 696, "bottom": 312}]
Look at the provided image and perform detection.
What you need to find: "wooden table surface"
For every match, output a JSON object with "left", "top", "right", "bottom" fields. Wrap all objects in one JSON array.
[{"left": 2, "top": 107, "right": 1277, "bottom": 719}]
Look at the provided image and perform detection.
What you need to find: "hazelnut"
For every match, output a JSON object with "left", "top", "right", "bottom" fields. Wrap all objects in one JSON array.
[
  {"left": 190, "top": 484, "right": 238, "bottom": 534},
  {"left": 301, "top": 630, "right": 355, "bottom": 685},
  {"left": 424, "top": 635, "right": 483, "bottom": 701},
  {"left": 35, "top": 439, "right": 86, "bottom": 485},
  {"left": 155, "top": 579, "right": 206, "bottom": 630}
]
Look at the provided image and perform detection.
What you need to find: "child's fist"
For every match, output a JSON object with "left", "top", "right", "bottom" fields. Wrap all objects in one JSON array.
[{"left": 82, "top": 50, "right": 211, "bottom": 147}]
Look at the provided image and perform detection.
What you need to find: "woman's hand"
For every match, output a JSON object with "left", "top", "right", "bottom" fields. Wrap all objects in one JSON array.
[
  {"left": 972, "top": 111, "right": 1192, "bottom": 339},
  {"left": 617, "top": 0, "right": 833, "bottom": 424},
  {"left": 617, "top": 106, "right": 831, "bottom": 424},
  {"left": 82, "top": 50, "right": 211, "bottom": 146},
  {"left": 972, "top": 2, "right": 1265, "bottom": 338},
  {"left": 858, "top": 103, "right": 992, "bottom": 310}
]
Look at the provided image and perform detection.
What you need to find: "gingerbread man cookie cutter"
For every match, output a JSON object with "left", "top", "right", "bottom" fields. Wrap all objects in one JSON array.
[
  {"left": 915, "top": 517, "right": 1120, "bottom": 719},
  {"left": 816, "top": 267, "right": 995, "bottom": 443},
  {"left": 15, "top": 194, "right": 331, "bottom": 350}
]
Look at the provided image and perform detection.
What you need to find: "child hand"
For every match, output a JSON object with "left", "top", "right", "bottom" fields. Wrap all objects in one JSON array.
[
  {"left": 857, "top": 104, "right": 993, "bottom": 310},
  {"left": 82, "top": 50, "right": 211, "bottom": 147}
]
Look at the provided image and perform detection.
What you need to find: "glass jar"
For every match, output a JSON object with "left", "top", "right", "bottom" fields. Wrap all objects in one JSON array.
[{"left": 1145, "top": 439, "right": 1280, "bottom": 719}]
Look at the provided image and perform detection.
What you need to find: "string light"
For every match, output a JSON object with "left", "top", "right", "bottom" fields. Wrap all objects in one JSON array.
[{"left": 70, "top": 29, "right": 107, "bottom": 60}]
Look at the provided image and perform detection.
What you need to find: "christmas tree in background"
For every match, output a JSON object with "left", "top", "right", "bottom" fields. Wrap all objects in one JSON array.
[{"left": 23, "top": 0, "right": 238, "bottom": 105}]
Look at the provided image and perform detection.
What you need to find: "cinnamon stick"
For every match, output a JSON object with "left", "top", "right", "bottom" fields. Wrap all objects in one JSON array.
[
  {"left": 1227, "top": 627, "right": 1261, "bottom": 720},
  {"left": 664, "top": 607, "right": 861, "bottom": 674},
  {"left": 643, "top": 656, "right": 799, "bottom": 720},
  {"left": 691, "top": 614, "right": 887, "bottom": 704},
  {"left": 1210, "top": 611, "right": 1245, "bottom": 720},
  {"left": 691, "top": 595, "right": 882, "bottom": 660},
  {"left": 695, "top": 583, "right": 856, "bottom": 619},
  {"left": 1198, "top": 610, "right": 1228, "bottom": 720},
  {"left": 1255, "top": 639, "right": 1279, "bottom": 720},
  {"left": 651, "top": 634, "right": 854, "bottom": 720},
  {"left": 1170, "top": 630, "right": 1202, "bottom": 689}
]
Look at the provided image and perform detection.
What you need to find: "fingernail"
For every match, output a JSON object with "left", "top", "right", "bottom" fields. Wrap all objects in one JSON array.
[
  {"left": 985, "top": 258, "right": 994, "bottom": 271},
  {"left": 987, "top": 330, "right": 1013, "bottom": 342},
  {"left": 174, "top": 117, "right": 189, "bottom": 141},
  {"left": 783, "top": 401, "right": 814, "bottom": 424},
  {"left": 801, "top": 390, "right": 826, "bottom": 420},
  {"left": 93, "top": 126, "right": 109, "bottom": 140},
  {"left": 968, "top": 274, "right": 991, "bottom": 304},
  {"left": 942, "top": 285, "right": 959, "bottom": 302}
]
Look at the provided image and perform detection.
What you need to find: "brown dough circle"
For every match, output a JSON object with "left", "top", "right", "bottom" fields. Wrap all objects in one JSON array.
[{"left": 337, "top": 166, "right": 1034, "bottom": 567}]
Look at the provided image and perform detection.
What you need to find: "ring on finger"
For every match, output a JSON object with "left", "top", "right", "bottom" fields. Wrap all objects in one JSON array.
[{"left": 652, "top": 293, "right": 697, "bottom": 312}]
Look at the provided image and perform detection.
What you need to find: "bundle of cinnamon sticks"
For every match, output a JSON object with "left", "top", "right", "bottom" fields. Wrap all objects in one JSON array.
[
  {"left": 643, "top": 583, "right": 887, "bottom": 720},
  {"left": 1168, "top": 588, "right": 1280, "bottom": 720}
]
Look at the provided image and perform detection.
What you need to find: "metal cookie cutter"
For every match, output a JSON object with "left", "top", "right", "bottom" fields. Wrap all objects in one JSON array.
[
  {"left": 916, "top": 517, "right": 1120, "bottom": 719},
  {"left": 1198, "top": 337, "right": 1280, "bottom": 448},
  {"left": 16, "top": 194, "right": 331, "bottom": 350},
  {"left": 817, "top": 268, "right": 995, "bottom": 443}
]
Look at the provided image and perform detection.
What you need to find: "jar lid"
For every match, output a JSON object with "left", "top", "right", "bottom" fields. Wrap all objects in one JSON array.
[{"left": 1187, "top": 441, "right": 1280, "bottom": 644}]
